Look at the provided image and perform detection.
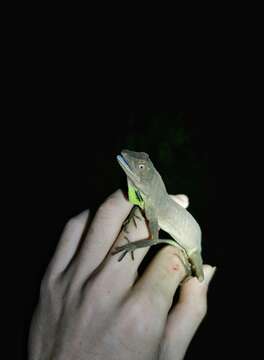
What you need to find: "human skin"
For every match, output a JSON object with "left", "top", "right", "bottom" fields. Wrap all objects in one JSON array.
[{"left": 28, "top": 189, "right": 216, "bottom": 360}]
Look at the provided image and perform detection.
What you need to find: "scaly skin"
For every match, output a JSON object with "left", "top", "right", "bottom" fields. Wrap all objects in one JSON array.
[{"left": 113, "top": 150, "right": 204, "bottom": 282}]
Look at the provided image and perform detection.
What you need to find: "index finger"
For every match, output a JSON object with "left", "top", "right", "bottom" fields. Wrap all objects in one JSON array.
[{"left": 71, "top": 189, "right": 133, "bottom": 285}]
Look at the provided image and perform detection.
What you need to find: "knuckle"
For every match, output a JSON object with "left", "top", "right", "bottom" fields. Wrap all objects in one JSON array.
[
  {"left": 192, "top": 298, "right": 207, "bottom": 319},
  {"left": 39, "top": 270, "right": 59, "bottom": 299},
  {"left": 179, "top": 284, "right": 208, "bottom": 320},
  {"left": 39, "top": 277, "right": 51, "bottom": 299},
  {"left": 130, "top": 297, "right": 151, "bottom": 317},
  {"left": 39, "top": 274, "right": 65, "bottom": 320},
  {"left": 119, "top": 309, "right": 149, "bottom": 337},
  {"left": 64, "top": 210, "right": 89, "bottom": 232},
  {"left": 64, "top": 216, "right": 84, "bottom": 232},
  {"left": 81, "top": 277, "right": 111, "bottom": 309},
  {"left": 120, "top": 294, "right": 162, "bottom": 337},
  {"left": 97, "top": 200, "right": 116, "bottom": 219}
]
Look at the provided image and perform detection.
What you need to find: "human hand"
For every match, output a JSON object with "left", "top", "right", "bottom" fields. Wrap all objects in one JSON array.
[{"left": 28, "top": 190, "right": 216, "bottom": 360}]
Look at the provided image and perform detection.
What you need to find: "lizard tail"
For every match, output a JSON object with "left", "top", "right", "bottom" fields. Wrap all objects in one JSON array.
[{"left": 189, "top": 250, "right": 204, "bottom": 282}]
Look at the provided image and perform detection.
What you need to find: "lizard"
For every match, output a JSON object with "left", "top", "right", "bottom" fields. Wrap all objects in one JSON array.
[{"left": 112, "top": 149, "right": 204, "bottom": 282}]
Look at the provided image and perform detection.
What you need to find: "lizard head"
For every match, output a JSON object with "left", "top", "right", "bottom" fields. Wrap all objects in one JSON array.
[{"left": 117, "top": 149, "right": 156, "bottom": 195}]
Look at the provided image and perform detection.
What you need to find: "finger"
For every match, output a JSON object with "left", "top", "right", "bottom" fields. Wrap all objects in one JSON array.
[
  {"left": 45, "top": 210, "right": 90, "bottom": 278},
  {"left": 72, "top": 189, "right": 133, "bottom": 285},
  {"left": 160, "top": 265, "right": 216, "bottom": 360},
  {"left": 132, "top": 246, "right": 187, "bottom": 313},
  {"left": 170, "top": 194, "right": 189, "bottom": 208}
]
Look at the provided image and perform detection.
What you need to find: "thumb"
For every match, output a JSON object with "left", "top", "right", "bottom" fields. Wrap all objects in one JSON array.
[{"left": 170, "top": 194, "right": 189, "bottom": 208}]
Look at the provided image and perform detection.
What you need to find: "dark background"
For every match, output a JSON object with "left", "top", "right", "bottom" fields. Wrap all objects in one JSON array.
[{"left": 19, "top": 112, "right": 231, "bottom": 359}]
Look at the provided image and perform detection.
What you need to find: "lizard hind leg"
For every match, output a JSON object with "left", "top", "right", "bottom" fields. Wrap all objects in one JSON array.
[
  {"left": 112, "top": 238, "right": 157, "bottom": 261},
  {"left": 112, "top": 237, "right": 192, "bottom": 278}
]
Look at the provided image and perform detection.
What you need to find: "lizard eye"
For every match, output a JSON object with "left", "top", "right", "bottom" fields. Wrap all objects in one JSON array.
[{"left": 139, "top": 164, "right": 145, "bottom": 170}]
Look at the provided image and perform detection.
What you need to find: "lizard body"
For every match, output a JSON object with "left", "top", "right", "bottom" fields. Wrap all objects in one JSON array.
[{"left": 113, "top": 150, "right": 204, "bottom": 282}]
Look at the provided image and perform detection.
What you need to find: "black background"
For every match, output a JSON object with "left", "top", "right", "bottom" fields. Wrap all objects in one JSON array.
[{"left": 17, "top": 111, "right": 245, "bottom": 359}]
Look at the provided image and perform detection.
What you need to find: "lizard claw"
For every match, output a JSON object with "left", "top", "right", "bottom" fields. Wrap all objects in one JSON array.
[
  {"left": 132, "top": 213, "right": 141, "bottom": 228},
  {"left": 124, "top": 236, "right": 135, "bottom": 260},
  {"left": 112, "top": 240, "right": 136, "bottom": 261},
  {"left": 118, "top": 251, "right": 128, "bottom": 261}
]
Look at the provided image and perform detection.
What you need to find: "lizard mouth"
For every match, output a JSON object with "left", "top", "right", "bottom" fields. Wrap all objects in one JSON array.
[{"left": 116, "top": 154, "right": 140, "bottom": 182}]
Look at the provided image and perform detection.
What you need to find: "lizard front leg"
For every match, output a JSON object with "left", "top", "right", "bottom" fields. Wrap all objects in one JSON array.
[
  {"left": 113, "top": 205, "right": 157, "bottom": 261},
  {"left": 119, "top": 206, "right": 143, "bottom": 261},
  {"left": 122, "top": 206, "right": 142, "bottom": 233}
]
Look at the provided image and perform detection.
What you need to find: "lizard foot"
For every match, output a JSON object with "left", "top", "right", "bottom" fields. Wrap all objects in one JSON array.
[
  {"left": 112, "top": 238, "right": 156, "bottom": 261},
  {"left": 112, "top": 240, "right": 138, "bottom": 261},
  {"left": 112, "top": 238, "right": 193, "bottom": 280}
]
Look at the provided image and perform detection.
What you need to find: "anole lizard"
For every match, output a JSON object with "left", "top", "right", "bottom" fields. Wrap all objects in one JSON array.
[{"left": 112, "top": 149, "right": 204, "bottom": 282}]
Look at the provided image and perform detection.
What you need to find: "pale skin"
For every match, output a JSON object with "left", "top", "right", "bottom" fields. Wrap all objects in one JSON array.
[{"left": 28, "top": 190, "right": 216, "bottom": 360}]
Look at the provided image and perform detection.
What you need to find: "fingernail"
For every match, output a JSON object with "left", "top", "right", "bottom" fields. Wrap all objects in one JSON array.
[{"left": 205, "top": 266, "right": 217, "bottom": 285}]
